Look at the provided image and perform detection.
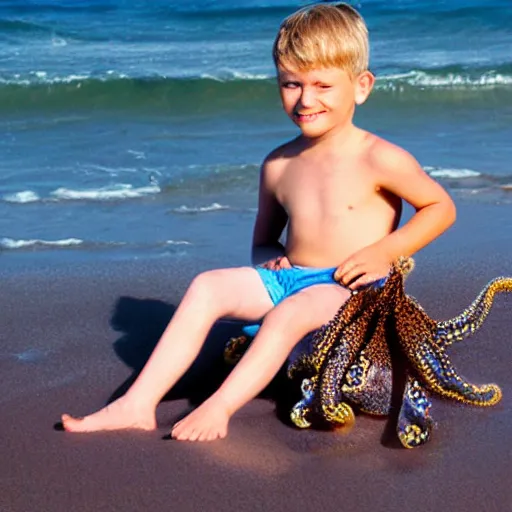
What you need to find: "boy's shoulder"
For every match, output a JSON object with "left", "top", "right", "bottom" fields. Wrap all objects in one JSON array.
[
  {"left": 263, "top": 137, "right": 301, "bottom": 166},
  {"left": 259, "top": 137, "right": 302, "bottom": 181},
  {"left": 365, "top": 133, "right": 423, "bottom": 178}
]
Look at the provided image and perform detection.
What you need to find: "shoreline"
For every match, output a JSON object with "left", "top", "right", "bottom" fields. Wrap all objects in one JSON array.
[{"left": 1, "top": 197, "right": 511, "bottom": 277}]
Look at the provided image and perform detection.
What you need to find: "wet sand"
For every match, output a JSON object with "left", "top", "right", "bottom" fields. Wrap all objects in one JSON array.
[{"left": 1, "top": 201, "right": 511, "bottom": 512}]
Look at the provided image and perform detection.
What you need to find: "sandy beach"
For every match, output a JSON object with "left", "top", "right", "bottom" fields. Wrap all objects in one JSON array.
[
  {"left": 0, "top": 201, "right": 511, "bottom": 512},
  {"left": 1, "top": 0, "right": 511, "bottom": 509}
]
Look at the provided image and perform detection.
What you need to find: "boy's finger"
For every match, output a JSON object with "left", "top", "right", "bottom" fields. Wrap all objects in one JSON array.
[
  {"left": 339, "top": 265, "right": 364, "bottom": 285},
  {"left": 334, "top": 261, "right": 355, "bottom": 281},
  {"left": 280, "top": 257, "right": 292, "bottom": 269},
  {"left": 333, "top": 256, "right": 354, "bottom": 280},
  {"left": 349, "top": 274, "right": 375, "bottom": 290}
]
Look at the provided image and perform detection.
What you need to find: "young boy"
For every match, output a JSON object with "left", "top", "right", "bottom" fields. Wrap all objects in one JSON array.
[{"left": 62, "top": 3, "right": 456, "bottom": 441}]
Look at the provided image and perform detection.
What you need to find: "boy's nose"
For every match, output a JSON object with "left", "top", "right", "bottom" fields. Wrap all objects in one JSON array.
[{"left": 299, "top": 87, "right": 316, "bottom": 108}]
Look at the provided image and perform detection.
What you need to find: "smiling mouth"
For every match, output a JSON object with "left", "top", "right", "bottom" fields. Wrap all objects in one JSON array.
[{"left": 293, "top": 111, "right": 326, "bottom": 122}]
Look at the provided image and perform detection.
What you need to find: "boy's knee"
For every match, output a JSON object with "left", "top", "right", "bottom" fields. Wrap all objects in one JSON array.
[{"left": 189, "top": 270, "right": 221, "bottom": 300}]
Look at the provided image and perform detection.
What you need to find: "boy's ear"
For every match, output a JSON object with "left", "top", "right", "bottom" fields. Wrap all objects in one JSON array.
[{"left": 354, "top": 71, "right": 375, "bottom": 105}]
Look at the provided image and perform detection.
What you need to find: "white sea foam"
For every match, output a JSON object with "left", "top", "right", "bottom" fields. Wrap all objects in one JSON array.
[
  {"left": 3, "top": 184, "right": 161, "bottom": 203},
  {"left": 51, "top": 184, "right": 160, "bottom": 200},
  {"left": 378, "top": 70, "right": 512, "bottom": 89},
  {"left": 3, "top": 190, "right": 40, "bottom": 203},
  {"left": 0, "top": 70, "right": 129, "bottom": 85},
  {"left": 51, "top": 36, "right": 67, "bottom": 47},
  {"left": 165, "top": 240, "right": 192, "bottom": 245},
  {"left": 127, "top": 150, "right": 146, "bottom": 160},
  {"left": 424, "top": 167, "right": 481, "bottom": 179},
  {"left": 0, "top": 237, "right": 83, "bottom": 249},
  {"left": 0, "top": 68, "right": 269, "bottom": 86},
  {"left": 226, "top": 69, "right": 272, "bottom": 81},
  {"left": 200, "top": 70, "right": 272, "bottom": 81},
  {"left": 173, "top": 202, "right": 228, "bottom": 213}
]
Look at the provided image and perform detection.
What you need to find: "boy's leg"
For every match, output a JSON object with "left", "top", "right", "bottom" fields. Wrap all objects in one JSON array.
[
  {"left": 62, "top": 267, "right": 274, "bottom": 432},
  {"left": 171, "top": 283, "right": 351, "bottom": 441}
]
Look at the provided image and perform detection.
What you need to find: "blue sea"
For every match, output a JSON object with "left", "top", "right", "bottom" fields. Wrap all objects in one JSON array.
[{"left": 1, "top": 0, "right": 511, "bottom": 267}]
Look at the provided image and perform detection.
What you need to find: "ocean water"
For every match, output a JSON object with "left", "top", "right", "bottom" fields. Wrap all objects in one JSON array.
[{"left": 1, "top": 0, "right": 511, "bottom": 266}]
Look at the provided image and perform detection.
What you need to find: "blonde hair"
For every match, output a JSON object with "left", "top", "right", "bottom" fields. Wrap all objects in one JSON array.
[{"left": 272, "top": 3, "right": 369, "bottom": 77}]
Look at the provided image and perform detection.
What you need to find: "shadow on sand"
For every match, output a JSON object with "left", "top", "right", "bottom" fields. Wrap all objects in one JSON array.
[
  {"left": 106, "top": 296, "right": 299, "bottom": 422},
  {"left": 55, "top": 295, "right": 404, "bottom": 446}
]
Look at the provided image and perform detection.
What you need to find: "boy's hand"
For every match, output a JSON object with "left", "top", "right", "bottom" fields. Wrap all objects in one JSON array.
[
  {"left": 334, "top": 245, "right": 391, "bottom": 290},
  {"left": 260, "top": 256, "right": 292, "bottom": 270}
]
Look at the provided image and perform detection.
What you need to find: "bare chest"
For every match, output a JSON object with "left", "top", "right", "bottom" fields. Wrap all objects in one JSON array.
[{"left": 276, "top": 161, "right": 376, "bottom": 218}]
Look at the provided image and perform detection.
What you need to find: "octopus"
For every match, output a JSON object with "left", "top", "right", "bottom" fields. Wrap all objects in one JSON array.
[{"left": 224, "top": 258, "right": 512, "bottom": 448}]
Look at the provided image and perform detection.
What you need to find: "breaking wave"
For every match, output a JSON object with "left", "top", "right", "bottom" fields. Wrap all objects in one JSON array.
[
  {"left": 1, "top": 64, "right": 512, "bottom": 113},
  {"left": 0, "top": 237, "right": 83, "bottom": 249},
  {"left": 2, "top": 184, "right": 160, "bottom": 204}
]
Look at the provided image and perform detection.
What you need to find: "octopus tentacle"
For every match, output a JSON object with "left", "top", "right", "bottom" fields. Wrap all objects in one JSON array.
[
  {"left": 436, "top": 277, "right": 512, "bottom": 347},
  {"left": 409, "top": 343, "right": 501, "bottom": 405},
  {"left": 394, "top": 298, "right": 502, "bottom": 406},
  {"left": 287, "top": 290, "right": 366, "bottom": 379},
  {"left": 290, "top": 376, "right": 317, "bottom": 428},
  {"left": 397, "top": 374, "right": 433, "bottom": 448},
  {"left": 223, "top": 335, "right": 251, "bottom": 365},
  {"left": 316, "top": 277, "right": 397, "bottom": 425},
  {"left": 309, "top": 291, "right": 369, "bottom": 369},
  {"left": 337, "top": 263, "right": 411, "bottom": 417},
  {"left": 315, "top": 262, "right": 405, "bottom": 423},
  {"left": 317, "top": 319, "right": 371, "bottom": 426},
  {"left": 395, "top": 256, "right": 415, "bottom": 278},
  {"left": 290, "top": 285, "right": 384, "bottom": 428},
  {"left": 289, "top": 299, "right": 370, "bottom": 428},
  {"left": 341, "top": 312, "right": 393, "bottom": 416}
]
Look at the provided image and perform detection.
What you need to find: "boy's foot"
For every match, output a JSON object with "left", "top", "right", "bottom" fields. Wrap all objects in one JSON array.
[
  {"left": 171, "top": 396, "right": 230, "bottom": 441},
  {"left": 61, "top": 396, "right": 156, "bottom": 432}
]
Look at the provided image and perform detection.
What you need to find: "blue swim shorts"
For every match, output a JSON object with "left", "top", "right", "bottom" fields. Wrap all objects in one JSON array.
[
  {"left": 242, "top": 265, "right": 340, "bottom": 338},
  {"left": 256, "top": 265, "right": 340, "bottom": 306},
  {"left": 242, "top": 266, "right": 388, "bottom": 338}
]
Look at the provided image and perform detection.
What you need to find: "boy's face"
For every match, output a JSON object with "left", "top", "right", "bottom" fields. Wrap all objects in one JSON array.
[{"left": 277, "top": 65, "right": 374, "bottom": 139}]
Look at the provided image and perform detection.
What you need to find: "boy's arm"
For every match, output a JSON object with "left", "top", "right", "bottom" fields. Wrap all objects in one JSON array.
[
  {"left": 336, "top": 144, "right": 456, "bottom": 289},
  {"left": 251, "top": 159, "right": 289, "bottom": 267}
]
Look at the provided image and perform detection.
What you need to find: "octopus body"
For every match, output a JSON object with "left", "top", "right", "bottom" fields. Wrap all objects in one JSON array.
[{"left": 224, "top": 259, "right": 512, "bottom": 448}]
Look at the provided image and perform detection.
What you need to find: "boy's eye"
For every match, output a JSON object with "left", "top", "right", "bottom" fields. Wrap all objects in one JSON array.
[
  {"left": 319, "top": 84, "right": 331, "bottom": 89},
  {"left": 281, "top": 81, "right": 299, "bottom": 89}
]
